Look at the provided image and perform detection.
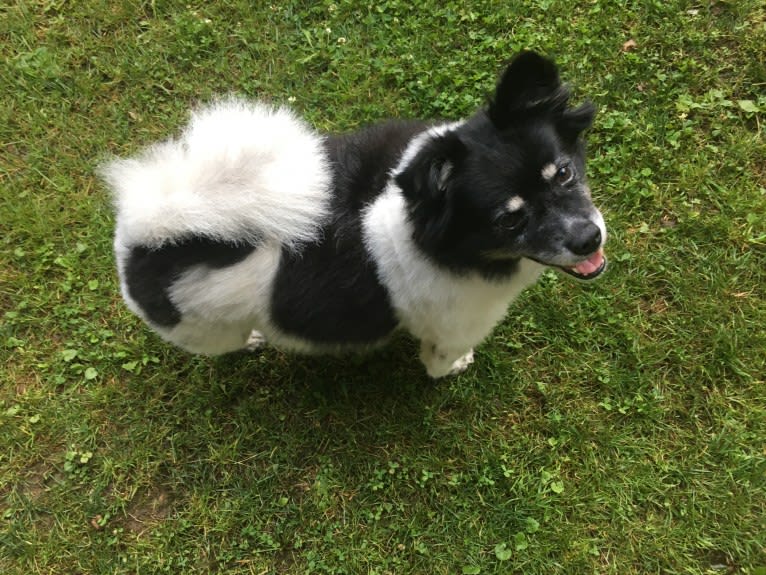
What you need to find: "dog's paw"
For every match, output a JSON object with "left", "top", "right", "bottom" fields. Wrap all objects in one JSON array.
[
  {"left": 421, "top": 342, "right": 474, "bottom": 378},
  {"left": 244, "top": 330, "right": 266, "bottom": 351},
  {"left": 448, "top": 349, "right": 474, "bottom": 375}
]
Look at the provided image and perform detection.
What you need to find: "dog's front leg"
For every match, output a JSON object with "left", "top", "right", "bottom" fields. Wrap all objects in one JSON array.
[{"left": 420, "top": 341, "right": 475, "bottom": 378}]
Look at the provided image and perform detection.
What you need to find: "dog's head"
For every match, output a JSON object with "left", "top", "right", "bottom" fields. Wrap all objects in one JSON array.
[{"left": 396, "top": 51, "right": 606, "bottom": 280}]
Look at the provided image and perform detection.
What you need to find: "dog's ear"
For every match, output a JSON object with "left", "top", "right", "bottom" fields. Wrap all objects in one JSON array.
[
  {"left": 489, "top": 51, "right": 562, "bottom": 128},
  {"left": 396, "top": 131, "right": 466, "bottom": 204},
  {"left": 396, "top": 131, "right": 468, "bottom": 249},
  {"left": 558, "top": 101, "right": 596, "bottom": 144}
]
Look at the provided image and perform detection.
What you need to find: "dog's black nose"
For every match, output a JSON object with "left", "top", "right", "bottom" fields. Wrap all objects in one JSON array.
[{"left": 567, "top": 222, "right": 602, "bottom": 255}]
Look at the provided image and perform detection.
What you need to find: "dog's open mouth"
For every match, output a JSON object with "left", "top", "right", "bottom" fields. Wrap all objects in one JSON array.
[{"left": 558, "top": 248, "right": 607, "bottom": 281}]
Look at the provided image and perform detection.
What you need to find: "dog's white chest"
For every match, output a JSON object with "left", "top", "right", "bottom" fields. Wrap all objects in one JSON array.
[{"left": 362, "top": 187, "right": 544, "bottom": 349}]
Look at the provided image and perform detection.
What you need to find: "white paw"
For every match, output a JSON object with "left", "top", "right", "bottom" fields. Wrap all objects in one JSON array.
[
  {"left": 448, "top": 349, "right": 474, "bottom": 375},
  {"left": 244, "top": 330, "right": 266, "bottom": 351},
  {"left": 421, "top": 342, "right": 475, "bottom": 378}
]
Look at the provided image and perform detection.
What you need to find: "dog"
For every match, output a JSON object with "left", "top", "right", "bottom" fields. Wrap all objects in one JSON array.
[{"left": 101, "top": 51, "right": 606, "bottom": 378}]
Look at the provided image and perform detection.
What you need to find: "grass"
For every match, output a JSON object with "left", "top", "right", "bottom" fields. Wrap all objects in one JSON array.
[{"left": 1, "top": 0, "right": 765, "bottom": 573}]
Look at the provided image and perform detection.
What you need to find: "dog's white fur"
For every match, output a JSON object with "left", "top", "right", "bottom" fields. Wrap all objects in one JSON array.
[{"left": 103, "top": 98, "right": 332, "bottom": 249}]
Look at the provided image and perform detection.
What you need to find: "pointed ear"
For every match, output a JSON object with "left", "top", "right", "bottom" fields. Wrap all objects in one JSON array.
[
  {"left": 396, "top": 131, "right": 467, "bottom": 249},
  {"left": 558, "top": 101, "right": 596, "bottom": 144},
  {"left": 489, "top": 51, "right": 562, "bottom": 128}
]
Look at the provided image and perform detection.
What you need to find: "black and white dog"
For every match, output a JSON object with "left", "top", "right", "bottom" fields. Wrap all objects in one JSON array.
[{"left": 102, "top": 51, "right": 606, "bottom": 378}]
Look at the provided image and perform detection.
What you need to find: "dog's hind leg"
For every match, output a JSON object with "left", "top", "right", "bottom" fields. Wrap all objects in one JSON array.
[{"left": 420, "top": 341, "right": 475, "bottom": 378}]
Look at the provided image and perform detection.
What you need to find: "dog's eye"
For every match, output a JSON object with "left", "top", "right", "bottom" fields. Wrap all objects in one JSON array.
[
  {"left": 555, "top": 164, "right": 575, "bottom": 186},
  {"left": 495, "top": 210, "right": 528, "bottom": 232}
]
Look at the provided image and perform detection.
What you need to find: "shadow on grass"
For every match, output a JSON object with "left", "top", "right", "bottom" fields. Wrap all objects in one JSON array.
[{"left": 120, "top": 332, "right": 473, "bottom": 476}]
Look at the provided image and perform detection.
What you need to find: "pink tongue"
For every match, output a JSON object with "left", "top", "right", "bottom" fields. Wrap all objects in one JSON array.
[{"left": 572, "top": 248, "right": 605, "bottom": 276}]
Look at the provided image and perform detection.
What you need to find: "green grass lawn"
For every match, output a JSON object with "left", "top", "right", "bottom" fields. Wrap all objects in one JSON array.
[{"left": 1, "top": 1, "right": 765, "bottom": 573}]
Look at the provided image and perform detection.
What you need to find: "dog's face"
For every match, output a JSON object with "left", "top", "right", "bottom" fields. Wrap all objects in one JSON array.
[{"left": 397, "top": 51, "right": 606, "bottom": 280}]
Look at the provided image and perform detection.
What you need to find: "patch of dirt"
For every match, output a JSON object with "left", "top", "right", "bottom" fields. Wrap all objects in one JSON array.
[
  {"left": 638, "top": 295, "right": 670, "bottom": 315},
  {"left": 123, "top": 486, "right": 173, "bottom": 535},
  {"left": 20, "top": 462, "right": 51, "bottom": 500}
]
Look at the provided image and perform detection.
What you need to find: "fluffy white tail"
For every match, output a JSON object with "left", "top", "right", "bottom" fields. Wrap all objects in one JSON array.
[{"left": 102, "top": 97, "right": 332, "bottom": 249}]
